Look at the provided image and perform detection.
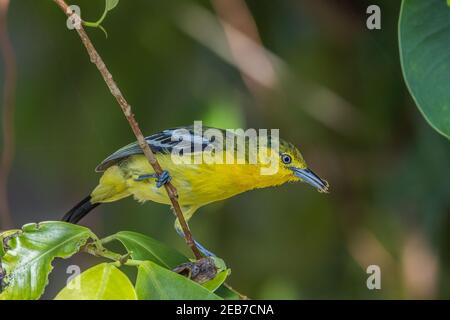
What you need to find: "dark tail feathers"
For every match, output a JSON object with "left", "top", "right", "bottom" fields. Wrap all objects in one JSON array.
[{"left": 62, "top": 195, "right": 100, "bottom": 224}]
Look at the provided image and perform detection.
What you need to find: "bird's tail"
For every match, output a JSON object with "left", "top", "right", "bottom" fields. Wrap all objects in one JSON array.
[{"left": 62, "top": 195, "right": 100, "bottom": 224}]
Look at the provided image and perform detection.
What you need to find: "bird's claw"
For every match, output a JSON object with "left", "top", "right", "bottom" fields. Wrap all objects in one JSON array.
[
  {"left": 156, "top": 170, "right": 171, "bottom": 188},
  {"left": 134, "top": 173, "right": 157, "bottom": 181},
  {"left": 135, "top": 170, "right": 172, "bottom": 188}
]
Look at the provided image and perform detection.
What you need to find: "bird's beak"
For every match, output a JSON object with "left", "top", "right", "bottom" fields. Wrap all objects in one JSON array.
[{"left": 290, "top": 167, "right": 329, "bottom": 193}]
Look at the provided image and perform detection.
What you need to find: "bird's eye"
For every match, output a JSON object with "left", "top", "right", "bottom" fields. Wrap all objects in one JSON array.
[{"left": 281, "top": 154, "right": 292, "bottom": 164}]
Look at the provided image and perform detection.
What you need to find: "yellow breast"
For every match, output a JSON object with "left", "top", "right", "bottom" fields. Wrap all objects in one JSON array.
[{"left": 120, "top": 153, "right": 291, "bottom": 208}]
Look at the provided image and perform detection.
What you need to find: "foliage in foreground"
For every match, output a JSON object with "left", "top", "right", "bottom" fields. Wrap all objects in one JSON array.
[
  {"left": 0, "top": 222, "right": 237, "bottom": 300},
  {"left": 399, "top": 0, "right": 450, "bottom": 139}
]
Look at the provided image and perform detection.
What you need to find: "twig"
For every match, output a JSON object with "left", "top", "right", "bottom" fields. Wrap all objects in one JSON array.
[
  {"left": 82, "top": 242, "right": 143, "bottom": 267},
  {"left": 52, "top": 0, "right": 202, "bottom": 260},
  {"left": 0, "top": 0, "right": 16, "bottom": 230},
  {"left": 223, "top": 282, "right": 250, "bottom": 300}
]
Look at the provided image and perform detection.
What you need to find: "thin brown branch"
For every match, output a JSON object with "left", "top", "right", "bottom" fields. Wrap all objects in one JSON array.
[
  {"left": 53, "top": 0, "right": 202, "bottom": 259},
  {"left": 0, "top": 0, "right": 16, "bottom": 230}
]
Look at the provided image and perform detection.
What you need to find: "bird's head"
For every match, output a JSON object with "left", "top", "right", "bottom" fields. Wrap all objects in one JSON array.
[{"left": 276, "top": 140, "right": 329, "bottom": 193}]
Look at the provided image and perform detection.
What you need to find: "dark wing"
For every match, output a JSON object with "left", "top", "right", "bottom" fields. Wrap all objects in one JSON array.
[{"left": 95, "top": 126, "right": 214, "bottom": 172}]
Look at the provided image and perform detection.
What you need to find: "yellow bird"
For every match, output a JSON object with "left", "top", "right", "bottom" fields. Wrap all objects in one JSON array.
[{"left": 63, "top": 126, "right": 329, "bottom": 256}]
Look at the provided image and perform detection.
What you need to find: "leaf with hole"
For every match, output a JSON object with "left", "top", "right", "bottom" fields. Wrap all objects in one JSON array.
[
  {"left": 0, "top": 222, "right": 93, "bottom": 300},
  {"left": 0, "top": 229, "right": 21, "bottom": 258}
]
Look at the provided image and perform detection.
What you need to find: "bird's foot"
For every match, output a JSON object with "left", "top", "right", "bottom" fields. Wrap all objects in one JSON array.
[
  {"left": 156, "top": 170, "right": 172, "bottom": 188},
  {"left": 134, "top": 170, "right": 172, "bottom": 188},
  {"left": 134, "top": 173, "right": 157, "bottom": 181}
]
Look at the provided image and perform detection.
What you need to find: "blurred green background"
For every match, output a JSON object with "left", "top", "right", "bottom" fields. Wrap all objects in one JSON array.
[{"left": 1, "top": 0, "right": 450, "bottom": 299}]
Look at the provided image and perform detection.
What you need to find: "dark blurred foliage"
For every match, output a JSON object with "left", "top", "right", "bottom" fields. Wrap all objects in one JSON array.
[{"left": 1, "top": 0, "right": 449, "bottom": 299}]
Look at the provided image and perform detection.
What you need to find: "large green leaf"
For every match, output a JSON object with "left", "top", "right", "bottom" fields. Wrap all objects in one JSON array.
[
  {"left": 214, "top": 284, "right": 241, "bottom": 300},
  {"left": 135, "top": 261, "right": 222, "bottom": 300},
  {"left": 0, "top": 222, "right": 93, "bottom": 300},
  {"left": 112, "top": 231, "right": 187, "bottom": 268},
  {"left": 399, "top": 0, "right": 450, "bottom": 139},
  {"left": 55, "top": 263, "right": 137, "bottom": 300}
]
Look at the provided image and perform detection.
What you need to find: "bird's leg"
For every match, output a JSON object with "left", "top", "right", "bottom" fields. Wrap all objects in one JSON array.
[
  {"left": 175, "top": 224, "right": 216, "bottom": 257},
  {"left": 134, "top": 170, "right": 172, "bottom": 188},
  {"left": 173, "top": 221, "right": 218, "bottom": 283}
]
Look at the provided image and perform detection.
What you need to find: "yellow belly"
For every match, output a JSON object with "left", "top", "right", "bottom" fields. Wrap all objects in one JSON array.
[
  {"left": 92, "top": 153, "right": 291, "bottom": 213},
  {"left": 124, "top": 155, "right": 261, "bottom": 207}
]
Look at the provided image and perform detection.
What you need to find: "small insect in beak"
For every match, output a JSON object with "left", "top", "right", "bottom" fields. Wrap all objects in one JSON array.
[{"left": 290, "top": 167, "right": 329, "bottom": 193}]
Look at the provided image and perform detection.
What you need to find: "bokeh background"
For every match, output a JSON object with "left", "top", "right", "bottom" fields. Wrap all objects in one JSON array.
[{"left": 1, "top": 0, "right": 450, "bottom": 299}]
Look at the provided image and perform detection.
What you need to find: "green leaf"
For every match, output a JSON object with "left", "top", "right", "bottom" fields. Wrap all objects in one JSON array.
[
  {"left": 201, "top": 269, "right": 230, "bottom": 292},
  {"left": 200, "top": 257, "right": 229, "bottom": 292},
  {"left": 215, "top": 284, "right": 241, "bottom": 300},
  {"left": 106, "top": 0, "right": 119, "bottom": 11},
  {"left": 0, "top": 222, "right": 93, "bottom": 300},
  {"left": 0, "top": 230, "right": 21, "bottom": 258},
  {"left": 112, "top": 231, "right": 188, "bottom": 269},
  {"left": 210, "top": 256, "right": 227, "bottom": 272},
  {"left": 399, "top": 0, "right": 450, "bottom": 139},
  {"left": 135, "top": 261, "right": 222, "bottom": 300},
  {"left": 55, "top": 263, "right": 137, "bottom": 300}
]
